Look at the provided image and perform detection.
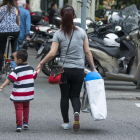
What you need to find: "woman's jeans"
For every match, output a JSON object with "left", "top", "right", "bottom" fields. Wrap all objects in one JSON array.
[
  {"left": 59, "top": 68, "right": 84, "bottom": 123},
  {"left": 0, "top": 32, "right": 19, "bottom": 71}
]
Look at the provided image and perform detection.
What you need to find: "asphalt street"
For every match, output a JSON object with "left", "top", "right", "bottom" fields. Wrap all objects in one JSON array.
[{"left": 0, "top": 48, "right": 140, "bottom": 140}]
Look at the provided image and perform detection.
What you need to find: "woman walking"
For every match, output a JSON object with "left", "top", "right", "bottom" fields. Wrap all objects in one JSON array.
[
  {"left": 0, "top": 0, "right": 20, "bottom": 78},
  {"left": 36, "top": 5, "right": 97, "bottom": 132}
]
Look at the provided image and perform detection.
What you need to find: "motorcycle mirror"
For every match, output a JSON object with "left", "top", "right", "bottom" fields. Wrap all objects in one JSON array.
[
  {"left": 96, "top": 21, "right": 103, "bottom": 26},
  {"left": 126, "top": 35, "right": 131, "bottom": 41},
  {"left": 115, "top": 26, "right": 122, "bottom": 31}
]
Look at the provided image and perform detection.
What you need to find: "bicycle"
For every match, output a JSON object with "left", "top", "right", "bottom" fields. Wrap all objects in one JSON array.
[{"left": 2, "top": 36, "right": 14, "bottom": 79}]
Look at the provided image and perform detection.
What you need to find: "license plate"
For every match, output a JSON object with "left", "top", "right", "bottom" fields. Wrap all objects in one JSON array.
[{"left": 38, "top": 46, "right": 44, "bottom": 55}]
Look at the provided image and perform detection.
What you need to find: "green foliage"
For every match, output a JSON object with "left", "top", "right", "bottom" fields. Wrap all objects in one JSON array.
[
  {"left": 98, "top": 5, "right": 106, "bottom": 9},
  {"left": 99, "top": 0, "right": 140, "bottom": 9},
  {"left": 116, "top": 0, "right": 140, "bottom": 9}
]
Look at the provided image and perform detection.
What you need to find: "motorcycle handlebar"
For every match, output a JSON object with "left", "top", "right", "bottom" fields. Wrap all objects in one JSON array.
[
  {"left": 115, "top": 30, "right": 140, "bottom": 43},
  {"left": 115, "top": 36, "right": 126, "bottom": 43}
]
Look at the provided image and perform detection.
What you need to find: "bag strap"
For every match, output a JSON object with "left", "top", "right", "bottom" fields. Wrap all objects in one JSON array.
[
  {"left": 62, "top": 29, "right": 74, "bottom": 67},
  {"left": 0, "top": 10, "right": 8, "bottom": 23}
]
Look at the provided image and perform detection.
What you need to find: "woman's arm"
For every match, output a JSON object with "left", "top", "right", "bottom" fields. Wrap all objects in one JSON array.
[
  {"left": 36, "top": 42, "right": 59, "bottom": 70},
  {"left": 83, "top": 38, "right": 97, "bottom": 71}
]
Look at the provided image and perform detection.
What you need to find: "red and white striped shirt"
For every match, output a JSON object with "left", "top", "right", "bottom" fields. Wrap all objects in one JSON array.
[{"left": 8, "top": 63, "right": 37, "bottom": 102}]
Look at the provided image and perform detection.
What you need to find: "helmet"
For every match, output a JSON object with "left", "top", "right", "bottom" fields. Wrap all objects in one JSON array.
[
  {"left": 108, "top": 14, "right": 120, "bottom": 24},
  {"left": 19, "top": 40, "right": 29, "bottom": 50},
  {"left": 103, "top": 33, "right": 120, "bottom": 47}
]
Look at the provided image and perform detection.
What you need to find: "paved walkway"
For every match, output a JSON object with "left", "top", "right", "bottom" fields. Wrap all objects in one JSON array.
[{"left": 0, "top": 48, "right": 140, "bottom": 140}]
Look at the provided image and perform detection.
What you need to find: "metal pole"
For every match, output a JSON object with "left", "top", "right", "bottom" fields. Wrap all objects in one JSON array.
[
  {"left": 81, "top": 0, "right": 87, "bottom": 93},
  {"left": 81, "top": 0, "right": 87, "bottom": 31}
]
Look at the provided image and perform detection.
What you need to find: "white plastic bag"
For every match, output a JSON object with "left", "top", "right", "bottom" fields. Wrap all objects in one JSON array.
[{"left": 85, "top": 72, "right": 107, "bottom": 121}]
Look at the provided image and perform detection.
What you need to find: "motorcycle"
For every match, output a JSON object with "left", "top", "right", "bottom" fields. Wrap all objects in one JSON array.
[
  {"left": 34, "top": 25, "right": 58, "bottom": 51},
  {"left": 35, "top": 29, "right": 59, "bottom": 76},
  {"left": 30, "top": 12, "right": 58, "bottom": 51},
  {"left": 85, "top": 4, "right": 140, "bottom": 89}
]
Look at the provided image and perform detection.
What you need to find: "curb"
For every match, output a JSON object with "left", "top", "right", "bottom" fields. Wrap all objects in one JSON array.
[
  {"left": 106, "top": 96, "right": 140, "bottom": 100},
  {"left": 80, "top": 96, "right": 140, "bottom": 100}
]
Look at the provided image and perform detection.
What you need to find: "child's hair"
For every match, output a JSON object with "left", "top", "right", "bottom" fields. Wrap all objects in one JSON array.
[{"left": 16, "top": 49, "right": 28, "bottom": 62}]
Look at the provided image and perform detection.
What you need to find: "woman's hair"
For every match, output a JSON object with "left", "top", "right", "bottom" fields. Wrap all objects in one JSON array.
[
  {"left": 60, "top": 5, "right": 77, "bottom": 37},
  {"left": 0, "top": 0, "right": 19, "bottom": 14}
]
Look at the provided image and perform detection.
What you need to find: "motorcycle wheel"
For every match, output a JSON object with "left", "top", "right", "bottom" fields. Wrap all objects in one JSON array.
[
  {"left": 29, "top": 42, "right": 34, "bottom": 48},
  {"left": 34, "top": 43, "right": 41, "bottom": 51},
  {"left": 41, "top": 53, "right": 53, "bottom": 76}
]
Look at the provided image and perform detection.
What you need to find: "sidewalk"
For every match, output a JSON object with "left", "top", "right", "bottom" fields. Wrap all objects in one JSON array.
[{"left": 105, "top": 81, "right": 140, "bottom": 100}]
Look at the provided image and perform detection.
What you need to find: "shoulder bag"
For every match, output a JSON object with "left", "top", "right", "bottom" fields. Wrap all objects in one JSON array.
[{"left": 49, "top": 29, "right": 74, "bottom": 84}]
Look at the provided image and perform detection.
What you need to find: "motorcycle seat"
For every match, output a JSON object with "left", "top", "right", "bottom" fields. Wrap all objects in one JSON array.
[
  {"left": 89, "top": 41, "right": 120, "bottom": 58},
  {"left": 88, "top": 37, "right": 104, "bottom": 45}
]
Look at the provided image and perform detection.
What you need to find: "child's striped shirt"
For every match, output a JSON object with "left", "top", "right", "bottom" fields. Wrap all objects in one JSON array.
[{"left": 8, "top": 63, "right": 37, "bottom": 102}]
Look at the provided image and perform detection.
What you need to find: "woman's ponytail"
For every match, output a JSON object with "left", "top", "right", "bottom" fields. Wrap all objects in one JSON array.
[{"left": 61, "top": 5, "right": 77, "bottom": 37}]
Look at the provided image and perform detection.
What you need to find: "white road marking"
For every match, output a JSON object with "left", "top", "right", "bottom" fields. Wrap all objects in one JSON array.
[{"left": 135, "top": 103, "right": 140, "bottom": 107}]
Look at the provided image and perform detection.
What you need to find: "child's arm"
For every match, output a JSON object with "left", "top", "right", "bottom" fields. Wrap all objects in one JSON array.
[
  {"left": 37, "top": 68, "right": 41, "bottom": 74},
  {"left": 0, "top": 79, "right": 11, "bottom": 92},
  {"left": 33, "top": 68, "right": 41, "bottom": 79}
]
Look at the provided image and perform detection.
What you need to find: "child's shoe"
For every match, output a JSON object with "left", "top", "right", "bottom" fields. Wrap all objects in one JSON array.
[
  {"left": 61, "top": 123, "right": 70, "bottom": 130},
  {"left": 23, "top": 122, "right": 29, "bottom": 130},
  {"left": 73, "top": 112, "right": 80, "bottom": 132},
  {"left": 16, "top": 125, "right": 22, "bottom": 132}
]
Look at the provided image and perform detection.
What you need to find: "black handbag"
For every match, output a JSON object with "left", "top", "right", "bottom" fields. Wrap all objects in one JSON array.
[{"left": 49, "top": 29, "right": 74, "bottom": 84}]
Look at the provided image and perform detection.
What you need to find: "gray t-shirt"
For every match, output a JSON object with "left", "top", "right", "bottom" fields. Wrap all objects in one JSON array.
[{"left": 52, "top": 26, "right": 87, "bottom": 69}]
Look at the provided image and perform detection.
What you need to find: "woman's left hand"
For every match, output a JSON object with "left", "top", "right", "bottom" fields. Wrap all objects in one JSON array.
[{"left": 36, "top": 42, "right": 59, "bottom": 71}]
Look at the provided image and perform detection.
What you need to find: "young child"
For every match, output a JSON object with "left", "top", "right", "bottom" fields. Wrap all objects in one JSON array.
[{"left": 0, "top": 49, "right": 40, "bottom": 132}]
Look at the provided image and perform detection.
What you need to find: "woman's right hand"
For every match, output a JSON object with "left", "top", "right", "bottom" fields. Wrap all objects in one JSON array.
[{"left": 36, "top": 62, "right": 43, "bottom": 71}]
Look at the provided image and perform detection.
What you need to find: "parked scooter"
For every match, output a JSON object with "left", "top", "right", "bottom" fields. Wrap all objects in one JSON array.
[
  {"left": 35, "top": 29, "right": 59, "bottom": 76},
  {"left": 30, "top": 11, "right": 58, "bottom": 51},
  {"left": 87, "top": 14, "right": 135, "bottom": 74},
  {"left": 85, "top": 4, "right": 140, "bottom": 89}
]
